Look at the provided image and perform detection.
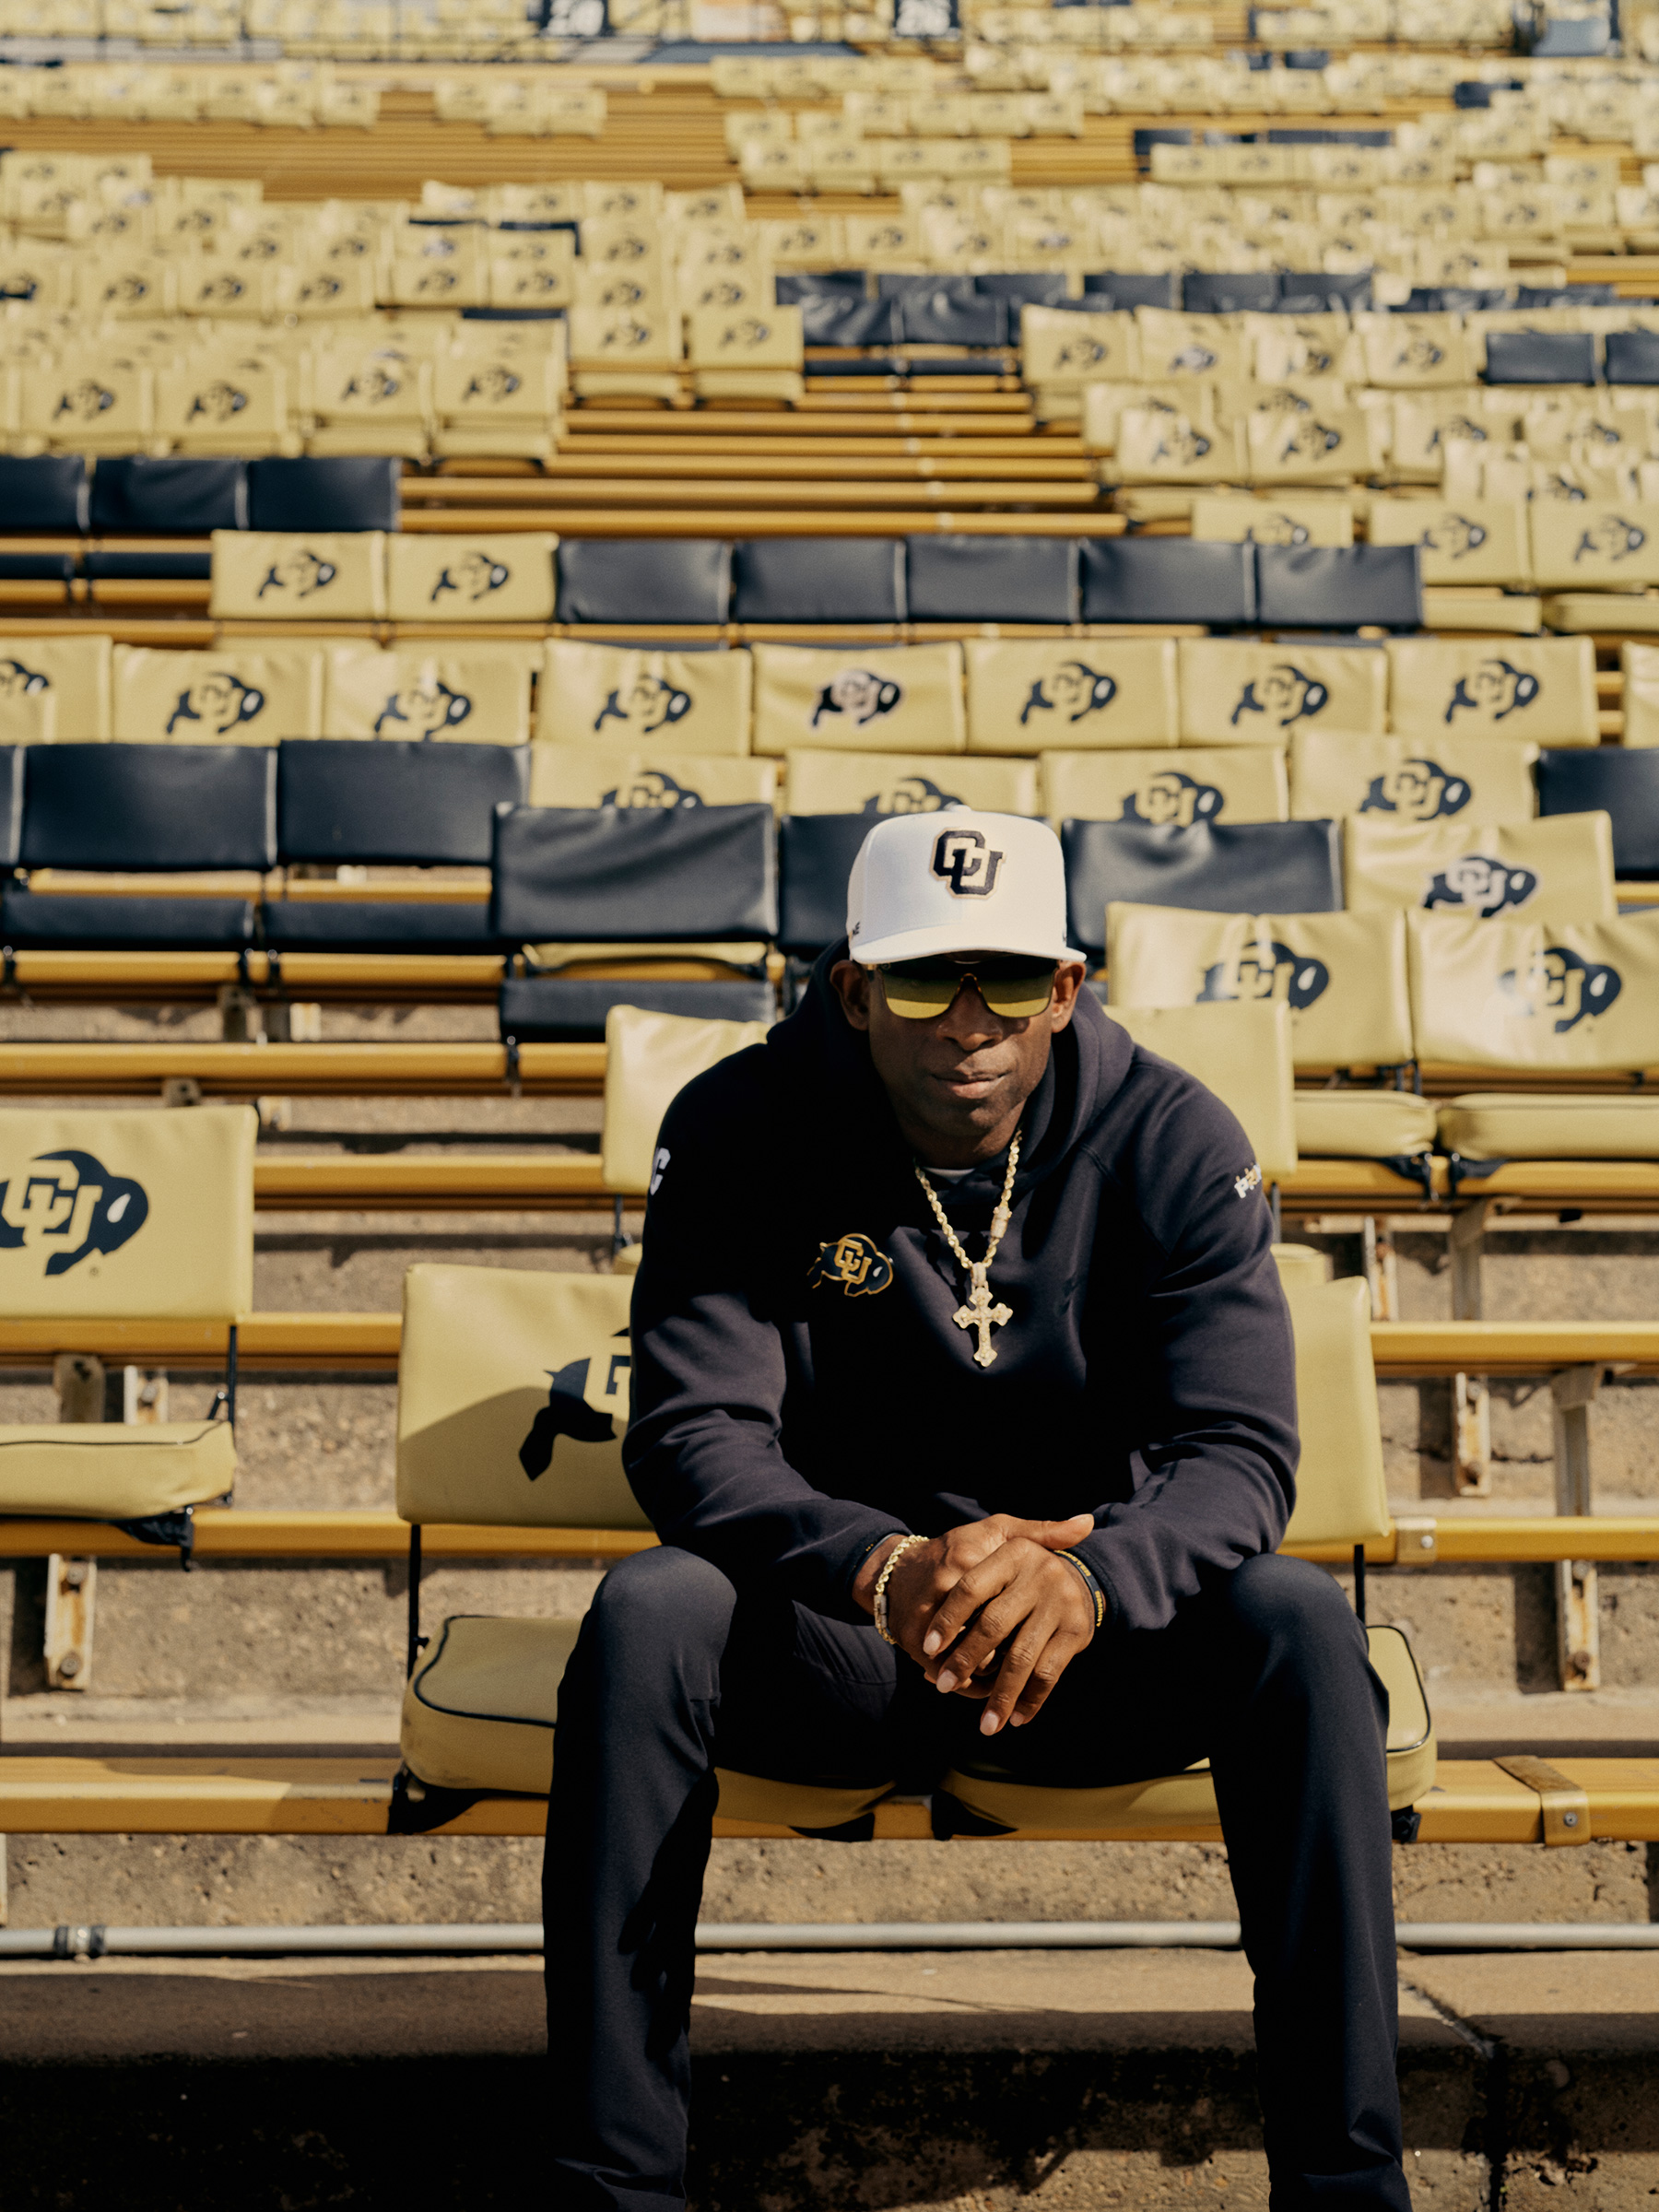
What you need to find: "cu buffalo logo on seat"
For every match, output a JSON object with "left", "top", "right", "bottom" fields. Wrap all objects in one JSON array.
[
  {"left": 1230, "top": 663, "right": 1328, "bottom": 732},
  {"left": 1360, "top": 758, "right": 1472, "bottom": 822},
  {"left": 431, "top": 552, "right": 512, "bottom": 605},
  {"left": 1500, "top": 947, "right": 1621, "bottom": 1033},
  {"left": 0, "top": 1152, "right": 148, "bottom": 1277},
  {"left": 1121, "top": 770, "right": 1222, "bottom": 829},
  {"left": 813, "top": 669, "right": 901, "bottom": 730},
  {"left": 808, "top": 1233, "right": 893, "bottom": 1298},
  {"left": 1019, "top": 661, "right": 1116, "bottom": 729},
  {"left": 1199, "top": 942, "right": 1330, "bottom": 1013},
  {"left": 519, "top": 1334, "right": 632, "bottom": 1480},
  {"left": 1424, "top": 856, "right": 1537, "bottom": 918},
  {"left": 862, "top": 776, "right": 961, "bottom": 817},
  {"left": 169, "top": 671, "right": 266, "bottom": 738},
  {"left": 1445, "top": 658, "right": 1539, "bottom": 724}
]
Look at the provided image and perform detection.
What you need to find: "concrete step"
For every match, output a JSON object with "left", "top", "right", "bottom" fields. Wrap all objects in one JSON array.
[{"left": 2, "top": 1945, "right": 1651, "bottom": 2208}]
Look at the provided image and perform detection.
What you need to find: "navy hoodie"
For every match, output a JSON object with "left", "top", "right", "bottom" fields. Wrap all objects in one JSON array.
[{"left": 624, "top": 947, "right": 1299, "bottom": 1635}]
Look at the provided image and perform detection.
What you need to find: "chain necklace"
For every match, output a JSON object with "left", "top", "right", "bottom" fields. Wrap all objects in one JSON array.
[{"left": 912, "top": 1131, "right": 1022, "bottom": 1370}]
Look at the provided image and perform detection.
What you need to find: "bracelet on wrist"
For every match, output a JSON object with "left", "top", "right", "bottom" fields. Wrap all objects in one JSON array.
[
  {"left": 1054, "top": 1547, "right": 1105, "bottom": 1633},
  {"left": 873, "top": 1534, "right": 926, "bottom": 1647}
]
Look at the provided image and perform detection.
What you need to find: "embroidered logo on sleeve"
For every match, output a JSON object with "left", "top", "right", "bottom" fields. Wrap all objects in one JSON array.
[
  {"left": 1234, "top": 1163, "right": 1264, "bottom": 1200},
  {"left": 807, "top": 1232, "right": 894, "bottom": 1297},
  {"left": 649, "top": 1147, "right": 670, "bottom": 1195}
]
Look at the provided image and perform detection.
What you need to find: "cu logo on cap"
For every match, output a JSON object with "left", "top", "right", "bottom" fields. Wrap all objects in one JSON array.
[{"left": 932, "top": 828, "right": 1003, "bottom": 899}]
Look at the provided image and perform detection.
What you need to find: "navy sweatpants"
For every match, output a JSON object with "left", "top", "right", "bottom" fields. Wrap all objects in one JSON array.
[{"left": 544, "top": 1547, "right": 1411, "bottom": 2212}]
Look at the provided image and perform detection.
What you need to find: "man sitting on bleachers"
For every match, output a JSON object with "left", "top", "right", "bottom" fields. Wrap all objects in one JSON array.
[{"left": 547, "top": 810, "right": 1411, "bottom": 2212}]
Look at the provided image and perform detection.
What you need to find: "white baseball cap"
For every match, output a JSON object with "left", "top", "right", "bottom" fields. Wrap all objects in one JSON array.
[{"left": 846, "top": 810, "right": 1085, "bottom": 968}]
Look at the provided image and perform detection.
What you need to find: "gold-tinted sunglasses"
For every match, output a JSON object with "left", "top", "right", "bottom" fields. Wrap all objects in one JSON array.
[{"left": 878, "top": 956, "right": 1058, "bottom": 1021}]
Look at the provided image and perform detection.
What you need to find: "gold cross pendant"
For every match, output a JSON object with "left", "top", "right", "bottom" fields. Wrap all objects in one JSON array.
[{"left": 953, "top": 1265, "right": 1012, "bottom": 1369}]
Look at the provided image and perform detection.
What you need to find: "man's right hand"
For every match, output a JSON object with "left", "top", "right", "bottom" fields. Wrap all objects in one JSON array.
[{"left": 853, "top": 1512, "right": 1097, "bottom": 1729}]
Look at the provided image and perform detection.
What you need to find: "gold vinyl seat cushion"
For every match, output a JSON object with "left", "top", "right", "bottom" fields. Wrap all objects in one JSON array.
[
  {"left": 1293, "top": 1093, "right": 1440, "bottom": 1161},
  {"left": 400, "top": 1617, "right": 1431, "bottom": 1826},
  {"left": 1437, "top": 1093, "right": 1659, "bottom": 1160},
  {"left": 0, "top": 1418, "right": 236, "bottom": 1518}
]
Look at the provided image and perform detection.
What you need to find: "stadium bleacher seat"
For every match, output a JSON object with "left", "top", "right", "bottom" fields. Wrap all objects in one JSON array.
[
  {"left": 1408, "top": 912, "right": 1659, "bottom": 1074},
  {"left": 0, "top": 891, "right": 258, "bottom": 953},
  {"left": 1537, "top": 748, "right": 1659, "bottom": 879},
  {"left": 1081, "top": 273, "right": 1180, "bottom": 310},
  {"left": 88, "top": 455, "right": 247, "bottom": 535},
  {"left": 1345, "top": 812, "right": 1615, "bottom": 925},
  {"left": 492, "top": 802, "right": 777, "bottom": 947},
  {"left": 1604, "top": 331, "right": 1659, "bottom": 387},
  {"left": 553, "top": 538, "right": 732, "bottom": 629},
  {"left": 538, "top": 640, "right": 751, "bottom": 750},
  {"left": 966, "top": 637, "right": 1182, "bottom": 752},
  {"left": 787, "top": 749, "right": 1038, "bottom": 816},
  {"left": 1253, "top": 546, "right": 1423, "bottom": 630},
  {"left": 905, "top": 534, "right": 1078, "bottom": 625},
  {"left": 1079, "top": 538, "right": 1256, "bottom": 626},
  {"left": 276, "top": 739, "right": 531, "bottom": 869},
  {"left": 1106, "top": 903, "right": 1415, "bottom": 1072},
  {"left": 246, "top": 455, "right": 402, "bottom": 534},
  {"left": 1179, "top": 641, "right": 1386, "bottom": 741},
  {"left": 0, "top": 1105, "right": 253, "bottom": 1554},
  {"left": 1100, "top": 999, "right": 1298, "bottom": 1180},
  {"left": 777, "top": 812, "right": 871, "bottom": 961},
  {"left": 733, "top": 536, "right": 908, "bottom": 627},
  {"left": 0, "top": 453, "right": 89, "bottom": 534},
  {"left": 18, "top": 743, "right": 278, "bottom": 877},
  {"left": 1045, "top": 747, "right": 1288, "bottom": 826},
  {"left": 1062, "top": 818, "right": 1344, "bottom": 959},
  {"left": 1293, "top": 731, "right": 1539, "bottom": 827},
  {"left": 1483, "top": 332, "right": 1598, "bottom": 386},
  {"left": 756, "top": 641, "right": 963, "bottom": 755},
  {"left": 798, "top": 294, "right": 901, "bottom": 347}
]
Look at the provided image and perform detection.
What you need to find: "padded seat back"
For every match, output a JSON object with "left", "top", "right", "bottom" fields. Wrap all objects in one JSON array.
[
  {"left": 538, "top": 641, "right": 752, "bottom": 756},
  {"left": 778, "top": 813, "right": 871, "bottom": 957},
  {"left": 1179, "top": 640, "right": 1387, "bottom": 741},
  {"left": 895, "top": 290, "right": 1008, "bottom": 346},
  {"left": 1291, "top": 730, "right": 1539, "bottom": 829},
  {"left": 246, "top": 455, "right": 401, "bottom": 532},
  {"left": 490, "top": 803, "right": 779, "bottom": 945},
  {"left": 732, "top": 537, "right": 906, "bottom": 624},
  {"left": 262, "top": 901, "right": 503, "bottom": 955},
  {"left": 112, "top": 645, "right": 322, "bottom": 747},
  {"left": 1253, "top": 545, "right": 1422, "bottom": 629},
  {"left": 20, "top": 744, "right": 278, "bottom": 873},
  {"left": 904, "top": 534, "right": 1079, "bottom": 624},
  {"left": 600, "top": 1002, "right": 771, "bottom": 1194},
  {"left": 966, "top": 638, "right": 1181, "bottom": 754},
  {"left": 1100, "top": 1000, "right": 1298, "bottom": 1178},
  {"left": 1408, "top": 913, "right": 1659, "bottom": 1071},
  {"left": 1605, "top": 331, "right": 1659, "bottom": 387},
  {"left": 1062, "top": 818, "right": 1344, "bottom": 959},
  {"left": 500, "top": 975, "right": 776, "bottom": 1044},
  {"left": 1079, "top": 538, "right": 1255, "bottom": 625},
  {"left": 0, "top": 1105, "right": 253, "bottom": 1320},
  {"left": 277, "top": 740, "right": 531, "bottom": 867},
  {"left": 754, "top": 642, "right": 963, "bottom": 757},
  {"left": 1344, "top": 813, "right": 1615, "bottom": 926},
  {"left": 1279, "top": 1272, "right": 1391, "bottom": 1547},
  {"left": 1044, "top": 747, "right": 1288, "bottom": 827},
  {"left": 554, "top": 539, "right": 731, "bottom": 626},
  {"left": 528, "top": 748, "right": 775, "bottom": 810},
  {"left": 396, "top": 1263, "right": 642, "bottom": 1528},
  {"left": 89, "top": 455, "right": 247, "bottom": 534},
  {"left": 1386, "top": 638, "right": 1597, "bottom": 743},
  {"left": 798, "top": 296, "right": 900, "bottom": 347},
  {"left": 1106, "top": 903, "right": 1413, "bottom": 1068},
  {"left": 1484, "top": 331, "right": 1596, "bottom": 385},
  {"left": 0, "top": 891, "right": 255, "bottom": 952},
  {"left": 1536, "top": 747, "right": 1659, "bottom": 877},
  {"left": 786, "top": 749, "right": 1038, "bottom": 817},
  {"left": 0, "top": 454, "right": 89, "bottom": 533}
]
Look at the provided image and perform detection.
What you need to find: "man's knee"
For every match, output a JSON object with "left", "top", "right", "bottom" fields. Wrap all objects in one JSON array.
[
  {"left": 582, "top": 1546, "right": 736, "bottom": 1700},
  {"left": 1222, "top": 1552, "right": 1371, "bottom": 1684}
]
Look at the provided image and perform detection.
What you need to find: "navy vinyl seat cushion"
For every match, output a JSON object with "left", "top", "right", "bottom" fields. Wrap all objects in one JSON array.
[
  {"left": 1254, "top": 545, "right": 1422, "bottom": 629},
  {"left": 1606, "top": 332, "right": 1659, "bottom": 386},
  {"left": 775, "top": 271, "right": 869, "bottom": 302},
  {"left": 799, "top": 296, "right": 900, "bottom": 347},
  {"left": 85, "top": 550, "right": 214, "bottom": 581},
  {"left": 1082, "top": 273, "right": 1180, "bottom": 309},
  {"left": 246, "top": 456, "right": 402, "bottom": 533},
  {"left": 20, "top": 744, "right": 278, "bottom": 873},
  {"left": 0, "top": 454, "right": 89, "bottom": 533},
  {"left": 777, "top": 812, "right": 870, "bottom": 957},
  {"left": 1061, "top": 818, "right": 1344, "bottom": 957},
  {"left": 905, "top": 534, "right": 1079, "bottom": 623},
  {"left": 0, "top": 891, "right": 255, "bottom": 950},
  {"left": 490, "top": 803, "right": 778, "bottom": 943},
  {"left": 895, "top": 291, "right": 1008, "bottom": 347},
  {"left": 555, "top": 538, "right": 731, "bottom": 626},
  {"left": 0, "top": 553, "right": 73, "bottom": 583},
  {"left": 262, "top": 900, "right": 504, "bottom": 954},
  {"left": 1537, "top": 748, "right": 1659, "bottom": 878},
  {"left": 276, "top": 740, "right": 532, "bottom": 868},
  {"left": 88, "top": 456, "right": 247, "bottom": 535},
  {"left": 1080, "top": 538, "right": 1256, "bottom": 625},
  {"left": 499, "top": 974, "right": 775, "bottom": 1042},
  {"left": 732, "top": 536, "right": 906, "bottom": 624},
  {"left": 1182, "top": 273, "right": 1280, "bottom": 315},
  {"left": 1483, "top": 331, "right": 1597, "bottom": 386}
]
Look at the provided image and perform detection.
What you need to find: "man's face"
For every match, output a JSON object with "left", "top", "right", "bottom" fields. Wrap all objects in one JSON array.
[{"left": 830, "top": 953, "right": 1085, "bottom": 1164}]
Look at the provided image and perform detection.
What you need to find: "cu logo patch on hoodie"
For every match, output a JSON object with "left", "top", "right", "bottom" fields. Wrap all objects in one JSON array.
[
  {"left": 1500, "top": 947, "right": 1622, "bottom": 1033},
  {"left": 0, "top": 1151, "right": 147, "bottom": 1277},
  {"left": 808, "top": 1233, "right": 893, "bottom": 1297}
]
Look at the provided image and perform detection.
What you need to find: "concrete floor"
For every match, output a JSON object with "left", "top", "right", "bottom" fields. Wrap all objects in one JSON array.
[{"left": 3, "top": 1944, "right": 1653, "bottom": 2207}]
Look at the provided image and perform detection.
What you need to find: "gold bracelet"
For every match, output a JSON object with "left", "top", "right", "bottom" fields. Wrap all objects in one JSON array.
[{"left": 873, "top": 1534, "right": 926, "bottom": 1647}]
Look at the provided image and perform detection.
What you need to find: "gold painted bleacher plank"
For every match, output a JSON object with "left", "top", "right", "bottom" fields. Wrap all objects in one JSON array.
[
  {"left": 0, "top": 1511, "right": 658, "bottom": 1560},
  {"left": 0, "top": 1041, "right": 606, "bottom": 1099},
  {"left": 1371, "top": 1322, "right": 1659, "bottom": 1379}
]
